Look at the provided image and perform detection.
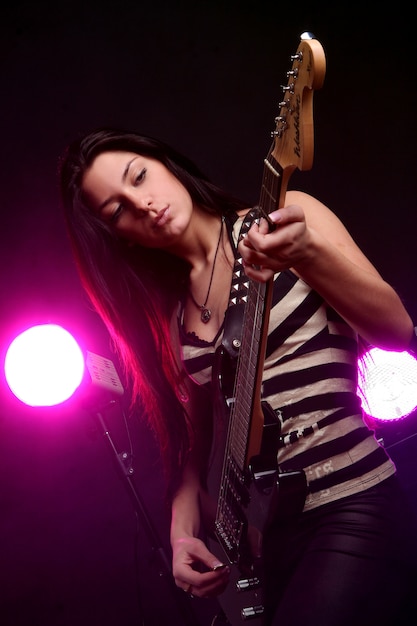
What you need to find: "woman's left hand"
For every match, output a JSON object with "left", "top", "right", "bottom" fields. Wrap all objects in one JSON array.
[{"left": 239, "top": 205, "right": 311, "bottom": 281}]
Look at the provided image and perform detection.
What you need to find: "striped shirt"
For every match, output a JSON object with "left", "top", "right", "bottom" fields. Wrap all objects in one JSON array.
[{"left": 179, "top": 215, "right": 395, "bottom": 511}]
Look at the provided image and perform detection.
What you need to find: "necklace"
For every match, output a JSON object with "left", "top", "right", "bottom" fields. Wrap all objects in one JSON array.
[{"left": 189, "top": 217, "right": 224, "bottom": 324}]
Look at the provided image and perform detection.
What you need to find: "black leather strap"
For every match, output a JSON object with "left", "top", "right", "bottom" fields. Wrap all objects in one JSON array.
[{"left": 221, "top": 209, "right": 260, "bottom": 358}]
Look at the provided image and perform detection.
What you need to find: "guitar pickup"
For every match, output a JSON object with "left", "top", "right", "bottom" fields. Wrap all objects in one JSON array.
[
  {"left": 236, "top": 576, "right": 261, "bottom": 592},
  {"left": 241, "top": 605, "right": 265, "bottom": 620}
]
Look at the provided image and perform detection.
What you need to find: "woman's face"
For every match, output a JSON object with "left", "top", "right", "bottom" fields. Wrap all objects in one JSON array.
[{"left": 82, "top": 150, "right": 195, "bottom": 249}]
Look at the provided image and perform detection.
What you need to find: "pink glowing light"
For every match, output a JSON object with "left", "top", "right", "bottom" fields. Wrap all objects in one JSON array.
[
  {"left": 4, "top": 324, "right": 85, "bottom": 407},
  {"left": 358, "top": 347, "right": 417, "bottom": 421}
]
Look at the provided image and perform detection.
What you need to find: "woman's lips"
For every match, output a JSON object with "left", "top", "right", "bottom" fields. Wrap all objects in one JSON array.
[{"left": 154, "top": 207, "right": 170, "bottom": 227}]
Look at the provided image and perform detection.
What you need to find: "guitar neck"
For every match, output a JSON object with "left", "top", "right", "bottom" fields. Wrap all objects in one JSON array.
[
  {"left": 260, "top": 153, "right": 285, "bottom": 216},
  {"left": 237, "top": 154, "right": 284, "bottom": 465},
  {"left": 211, "top": 34, "right": 326, "bottom": 626},
  {"left": 229, "top": 34, "right": 326, "bottom": 468}
]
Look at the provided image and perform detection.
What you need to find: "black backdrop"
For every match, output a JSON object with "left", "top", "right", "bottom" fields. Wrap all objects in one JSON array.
[{"left": 0, "top": 2, "right": 416, "bottom": 625}]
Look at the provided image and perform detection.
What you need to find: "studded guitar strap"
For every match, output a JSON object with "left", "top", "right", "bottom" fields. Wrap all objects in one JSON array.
[{"left": 222, "top": 208, "right": 261, "bottom": 360}]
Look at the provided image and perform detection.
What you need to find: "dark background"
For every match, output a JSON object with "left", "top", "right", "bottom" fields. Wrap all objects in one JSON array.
[{"left": 0, "top": 2, "right": 416, "bottom": 625}]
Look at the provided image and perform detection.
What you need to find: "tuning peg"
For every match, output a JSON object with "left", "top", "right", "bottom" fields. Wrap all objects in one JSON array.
[{"left": 271, "top": 116, "right": 288, "bottom": 137}]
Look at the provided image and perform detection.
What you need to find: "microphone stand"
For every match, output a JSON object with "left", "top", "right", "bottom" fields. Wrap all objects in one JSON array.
[
  {"left": 81, "top": 352, "right": 199, "bottom": 625},
  {"left": 93, "top": 404, "right": 200, "bottom": 626}
]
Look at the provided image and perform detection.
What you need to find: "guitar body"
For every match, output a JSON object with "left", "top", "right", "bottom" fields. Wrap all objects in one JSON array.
[{"left": 201, "top": 34, "right": 326, "bottom": 625}]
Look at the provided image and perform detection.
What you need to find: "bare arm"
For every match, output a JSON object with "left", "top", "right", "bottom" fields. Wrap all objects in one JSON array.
[
  {"left": 170, "top": 382, "right": 230, "bottom": 597},
  {"left": 240, "top": 190, "right": 414, "bottom": 350}
]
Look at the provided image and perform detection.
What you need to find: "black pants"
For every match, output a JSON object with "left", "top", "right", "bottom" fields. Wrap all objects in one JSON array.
[{"left": 262, "top": 476, "right": 417, "bottom": 626}]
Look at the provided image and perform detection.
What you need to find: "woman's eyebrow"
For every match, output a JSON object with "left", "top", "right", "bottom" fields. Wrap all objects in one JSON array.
[
  {"left": 97, "top": 156, "right": 140, "bottom": 213},
  {"left": 122, "top": 156, "right": 140, "bottom": 181}
]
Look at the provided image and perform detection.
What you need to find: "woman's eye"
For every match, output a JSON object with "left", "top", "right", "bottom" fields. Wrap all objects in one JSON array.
[
  {"left": 134, "top": 168, "right": 147, "bottom": 185},
  {"left": 109, "top": 205, "right": 123, "bottom": 223}
]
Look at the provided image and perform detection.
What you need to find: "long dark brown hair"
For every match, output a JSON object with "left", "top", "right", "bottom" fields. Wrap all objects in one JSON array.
[{"left": 59, "top": 128, "right": 248, "bottom": 492}]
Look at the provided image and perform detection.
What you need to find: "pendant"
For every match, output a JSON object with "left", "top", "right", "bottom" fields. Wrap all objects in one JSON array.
[{"left": 201, "top": 307, "right": 211, "bottom": 324}]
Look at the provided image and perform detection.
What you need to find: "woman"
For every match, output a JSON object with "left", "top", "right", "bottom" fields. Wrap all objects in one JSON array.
[{"left": 59, "top": 128, "right": 417, "bottom": 625}]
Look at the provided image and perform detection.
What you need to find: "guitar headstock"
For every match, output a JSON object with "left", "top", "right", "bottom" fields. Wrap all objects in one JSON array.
[{"left": 270, "top": 33, "right": 326, "bottom": 203}]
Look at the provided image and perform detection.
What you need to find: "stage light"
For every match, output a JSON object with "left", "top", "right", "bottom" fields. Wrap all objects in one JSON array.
[
  {"left": 4, "top": 323, "right": 417, "bottom": 426},
  {"left": 4, "top": 324, "right": 85, "bottom": 407},
  {"left": 358, "top": 347, "right": 417, "bottom": 422}
]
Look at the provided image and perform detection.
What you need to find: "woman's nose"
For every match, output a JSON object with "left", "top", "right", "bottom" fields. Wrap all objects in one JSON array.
[{"left": 130, "top": 193, "right": 153, "bottom": 213}]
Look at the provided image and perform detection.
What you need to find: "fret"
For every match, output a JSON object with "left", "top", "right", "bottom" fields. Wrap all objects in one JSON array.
[{"left": 263, "top": 157, "right": 281, "bottom": 177}]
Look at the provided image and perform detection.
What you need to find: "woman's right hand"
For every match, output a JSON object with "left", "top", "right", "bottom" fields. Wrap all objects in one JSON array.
[{"left": 172, "top": 535, "right": 230, "bottom": 598}]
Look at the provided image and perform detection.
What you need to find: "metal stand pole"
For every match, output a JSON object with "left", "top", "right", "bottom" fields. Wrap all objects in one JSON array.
[{"left": 94, "top": 405, "right": 200, "bottom": 626}]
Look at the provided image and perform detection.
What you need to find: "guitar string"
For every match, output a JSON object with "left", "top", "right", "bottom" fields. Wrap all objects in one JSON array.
[{"left": 220, "top": 159, "right": 278, "bottom": 536}]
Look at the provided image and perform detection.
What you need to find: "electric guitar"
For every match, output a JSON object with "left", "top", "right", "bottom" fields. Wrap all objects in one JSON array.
[{"left": 204, "top": 33, "right": 326, "bottom": 625}]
